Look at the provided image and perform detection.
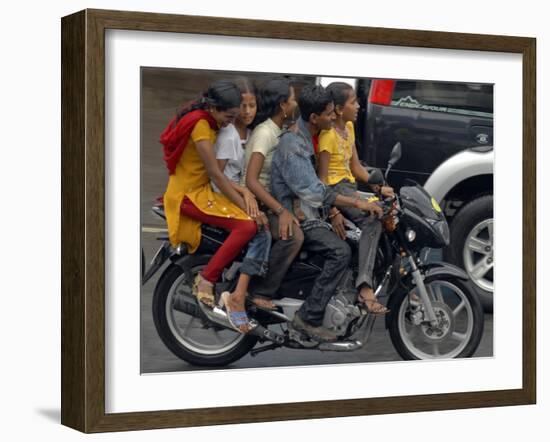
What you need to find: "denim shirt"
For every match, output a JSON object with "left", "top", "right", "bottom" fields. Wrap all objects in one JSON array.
[{"left": 271, "top": 118, "right": 337, "bottom": 230}]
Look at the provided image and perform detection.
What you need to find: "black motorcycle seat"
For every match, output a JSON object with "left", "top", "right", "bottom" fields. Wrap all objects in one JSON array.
[{"left": 153, "top": 203, "right": 229, "bottom": 238}]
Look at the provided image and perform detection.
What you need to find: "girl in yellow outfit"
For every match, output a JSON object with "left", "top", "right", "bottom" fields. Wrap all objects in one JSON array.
[
  {"left": 317, "top": 82, "right": 394, "bottom": 315},
  {"left": 317, "top": 120, "right": 357, "bottom": 186},
  {"left": 161, "top": 80, "right": 259, "bottom": 333},
  {"left": 317, "top": 85, "right": 367, "bottom": 188}
]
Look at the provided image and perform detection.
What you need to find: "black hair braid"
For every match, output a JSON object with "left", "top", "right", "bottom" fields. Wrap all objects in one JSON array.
[{"left": 176, "top": 80, "right": 241, "bottom": 122}]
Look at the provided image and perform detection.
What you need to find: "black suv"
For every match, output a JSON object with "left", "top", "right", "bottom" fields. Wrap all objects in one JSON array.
[{"left": 355, "top": 78, "right": 493, "bottom": 188}]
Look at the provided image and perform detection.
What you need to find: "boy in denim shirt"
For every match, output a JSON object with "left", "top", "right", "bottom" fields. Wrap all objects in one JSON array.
[{"left": 271, "top": 85, "right": 382, "bottom": 342}]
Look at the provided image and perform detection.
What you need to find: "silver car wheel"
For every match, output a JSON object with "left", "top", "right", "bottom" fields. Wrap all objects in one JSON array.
[{"left": 463, "top": 219, "right": 494, "bottom": 293}]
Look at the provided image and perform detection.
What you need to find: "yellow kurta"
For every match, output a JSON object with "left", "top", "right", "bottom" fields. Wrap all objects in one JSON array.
[
  {"left": 318, "top": 121, "right": 356, "bottom": 185},
  {"left": 163, "top": 119, "right": 251, "bottom": 252}
]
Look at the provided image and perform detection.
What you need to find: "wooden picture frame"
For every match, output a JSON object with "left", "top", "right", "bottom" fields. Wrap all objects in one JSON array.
[{"left": 61, "top": 8, "right": 536, "bottom": 433}]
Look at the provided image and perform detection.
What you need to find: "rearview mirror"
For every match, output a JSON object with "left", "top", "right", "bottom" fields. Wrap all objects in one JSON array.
[
  {"left": 367, "top": 168, "right": 384, "bottom": 186},
  {"left": 388, "top": 142, "right": 402, "bottom": 167}
]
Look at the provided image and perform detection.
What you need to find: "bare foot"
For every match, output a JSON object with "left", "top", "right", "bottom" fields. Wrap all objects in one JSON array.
[{"left": 249, "top": 296, "right": 277, "bottom": 310}]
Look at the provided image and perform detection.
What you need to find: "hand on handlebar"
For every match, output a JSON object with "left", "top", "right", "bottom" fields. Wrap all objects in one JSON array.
[
  {"left": 380, "top": 186, "right": 395, "bottom": 198},
  {"left": 356, "top": 199, "right": 384, "bottom": 218}
]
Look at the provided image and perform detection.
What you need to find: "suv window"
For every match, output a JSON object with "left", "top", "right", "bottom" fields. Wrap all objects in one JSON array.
[{"left": 391, "top": 81, "right": 493, "bottom": 117}]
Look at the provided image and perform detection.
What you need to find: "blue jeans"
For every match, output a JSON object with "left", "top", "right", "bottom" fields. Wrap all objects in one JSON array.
[
  {"left": 240, "top": 229, "right": 272, "bottom": 277},
  {"left": 248, "top": 212, "right": 304, "bottom": 297}
]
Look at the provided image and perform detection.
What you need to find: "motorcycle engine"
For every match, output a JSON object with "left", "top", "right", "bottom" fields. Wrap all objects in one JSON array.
[{"left": 322, "top": 292, "right": 362, "bottom": 336}]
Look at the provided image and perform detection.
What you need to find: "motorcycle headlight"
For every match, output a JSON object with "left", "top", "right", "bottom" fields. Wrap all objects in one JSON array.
[{"left": 406, "top": 229, "right": 416, "bottom": 242}]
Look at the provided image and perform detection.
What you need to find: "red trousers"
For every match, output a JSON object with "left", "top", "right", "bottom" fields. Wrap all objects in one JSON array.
[{"left": 180, "top": 197, "right": 257, "bottom": 283}]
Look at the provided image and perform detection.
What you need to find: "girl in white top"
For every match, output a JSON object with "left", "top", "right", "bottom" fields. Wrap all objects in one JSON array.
[
  {"left": 213, "top": 79, "right": 261, "bottom": 220},
  {"left": 241, "top": 78, "right": 304, "bottom": 300},
  {"left": 213, "top": 123, "right": 249, "bottom": 188},
  {"left": 212, "top": 78, "right": 275, "bottom": 311}
]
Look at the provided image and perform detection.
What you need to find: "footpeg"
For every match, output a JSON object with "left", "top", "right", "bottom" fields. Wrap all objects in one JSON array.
[
  {"left": 249, "top": 324, "right": 285, "bottom": 344},
  {"left": 288, "top": 328, "right": 320, "bottom": 348}
]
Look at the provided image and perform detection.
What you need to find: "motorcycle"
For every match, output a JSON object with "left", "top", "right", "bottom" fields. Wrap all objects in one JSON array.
[{"left": 142, "top": 143, "right": 484, "bottom": 366}]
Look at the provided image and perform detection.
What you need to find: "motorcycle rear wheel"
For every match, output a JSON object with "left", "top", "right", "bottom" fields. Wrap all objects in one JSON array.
[
  {"left": 387, "top": 276, "right": 484, "bottom": 360},
  {"left": 152, "top": 261, "right": 258, "bottom": 367}
]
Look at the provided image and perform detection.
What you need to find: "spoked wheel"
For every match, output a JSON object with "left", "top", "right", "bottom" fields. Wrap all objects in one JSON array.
[
  {"left": 152, "top": 262, "right": 257, "bottom": 367},
  {"left": 387, "top": 276, "right": 484, "bottom": 360}
]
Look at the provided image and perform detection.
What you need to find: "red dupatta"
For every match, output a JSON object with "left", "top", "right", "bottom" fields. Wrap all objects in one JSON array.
[{"left": 160, "top": 109, "right": 218, "bottom": 175}]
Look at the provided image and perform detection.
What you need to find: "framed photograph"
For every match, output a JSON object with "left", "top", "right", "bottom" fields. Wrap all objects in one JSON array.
[{"left": 61, "top": 9, "right": 536, "bottom": 433}]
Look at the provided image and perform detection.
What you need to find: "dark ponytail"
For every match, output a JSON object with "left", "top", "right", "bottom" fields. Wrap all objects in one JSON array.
[
  {"left": 254, "top": 77, "right": 292, "bottom": 126},
  {"left": 176, "top": 80, "right": 242, "bottom": 122}
]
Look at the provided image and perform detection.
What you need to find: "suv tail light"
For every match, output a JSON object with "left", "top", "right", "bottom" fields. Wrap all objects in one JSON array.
[{"left": 369, "top": 80, "right": 396, "bottom": 106}]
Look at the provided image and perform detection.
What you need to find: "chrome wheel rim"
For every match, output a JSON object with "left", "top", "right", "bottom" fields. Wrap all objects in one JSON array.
[
  {"left": 398, "top": 280, "right": 474, "bottom": 359},
  {"left": 165, "top": 267, "right": 245, "bottom": 355},
  {"left": 463, "top": 219, "right": 494, "bottom": 293}
]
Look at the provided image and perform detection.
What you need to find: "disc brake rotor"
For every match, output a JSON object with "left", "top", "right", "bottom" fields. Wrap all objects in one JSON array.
[{"left": 419, "top": 301, "right": 455, "bottom": 342}]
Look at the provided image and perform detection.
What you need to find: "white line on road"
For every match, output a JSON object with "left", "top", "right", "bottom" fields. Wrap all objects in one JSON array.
[{"left": 142, "top": 226, "right": 168, "bottom": 233}]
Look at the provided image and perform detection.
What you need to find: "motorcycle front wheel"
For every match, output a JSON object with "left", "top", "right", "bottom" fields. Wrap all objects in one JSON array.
[
  {"left": 152, "top": 261, "right": 258, "bottom": 367},
  {"left": 387, "top": 276, "right": 484, "bottom": 360}
]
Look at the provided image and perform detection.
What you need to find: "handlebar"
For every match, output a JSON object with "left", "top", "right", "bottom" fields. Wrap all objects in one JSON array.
[{"left": 379, "top": 195, "right": 400, "bottom": 218}]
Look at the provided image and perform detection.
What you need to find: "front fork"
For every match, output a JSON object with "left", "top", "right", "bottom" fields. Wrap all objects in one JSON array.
[{"left": 407, "top": 256, "right": 438, "bottom": 325}]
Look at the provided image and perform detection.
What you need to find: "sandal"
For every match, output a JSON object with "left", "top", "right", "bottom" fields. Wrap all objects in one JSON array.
[
  {"left": 219, "top": 292, "right": 256, "bottom": 334},
  {"left": 192, "top": 274, "right": 215, "bottom": 309},
  {"left": 358, "top": 294, "right": 390, "bottom": 315},
  {"left": 409, "top": 292, "right": 421, "bottom": 306},
  {"left": 248, "top": 295, "right": 277, "bottom": 311}
]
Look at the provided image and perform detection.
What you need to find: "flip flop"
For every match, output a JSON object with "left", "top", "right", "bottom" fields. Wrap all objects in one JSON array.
[
  {"left": 363, "top": 299, "right": 390, "bottom": 315},
  {"left": 357, "top": 294, "right": 390, "bottom": 316},
  {"left": 409, "top": 292, "right": 422, "bottom": 306},
  {"left": 192, "top": 274, "right": 215, "bottom": 309},
  {"left": 220, "top": 292, "right": 256, "bottom": 334}
]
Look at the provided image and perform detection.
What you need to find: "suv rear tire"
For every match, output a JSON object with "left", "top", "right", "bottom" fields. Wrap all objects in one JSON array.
[{"left": 444, "top": 195, "right": 493, "bottom": 312}]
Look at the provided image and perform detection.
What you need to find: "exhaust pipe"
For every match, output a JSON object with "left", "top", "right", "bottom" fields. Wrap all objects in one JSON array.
[
  {"left": 249, "top": 324, "right": 285, "bottom": 344},
  {"left": 172, "top": 293, "right": 202, "bottom": 317},
  {"left": 172, "top": 294, "right": 235, "bottom": 329},
  {"left": 205, "top": 305, "right": 237, "bottom": 330},
  {"left": 173, "top": 295, "right": 285, "bottom": 345},
  {"left": 207, "top": 306, "right": 285, "bottom": 344}
]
